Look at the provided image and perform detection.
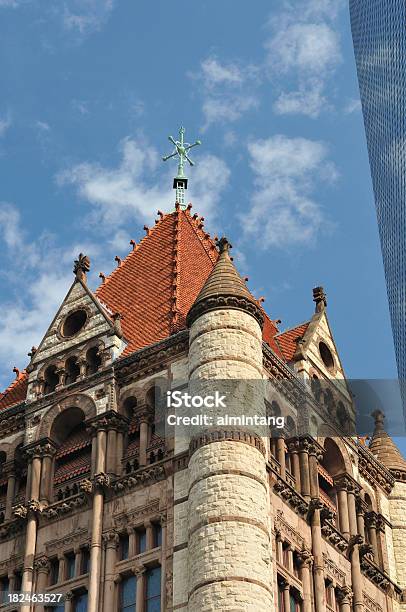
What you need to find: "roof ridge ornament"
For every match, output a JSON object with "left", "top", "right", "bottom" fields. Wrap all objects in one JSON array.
[
  {"left": 73, "top": 253, "right": 90, "bottom": 284},
  {"left": 313, "top": 286, "right": 327, "bottom": 313},
  {"left": 162, "top": 126, "right": 201, "bottom": 208}
]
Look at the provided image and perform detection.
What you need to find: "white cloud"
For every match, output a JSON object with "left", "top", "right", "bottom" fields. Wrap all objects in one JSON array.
[
  {"left": 0, "top": 202, "right": 21, "bottom": 248},
  {"left": 243, "top": 135, "right": 337, "bottom": 247},
  {"left": 191, "top": 56, "right": 259, "bottom": 130},
  {"left": 36, "top": 120, "right": 50, "bottom": 131},
  {"left": 57, "top": 136, "right": 230, "bottom": 224},
  {"left": 273, "top": 81, "right": 328, "bottom": 118},
  {"left": 344, "top": 98, "right": 362, "bottom": 114},
  {"left": 201, "top": 57, "right": 245, "bottom": 88},
  {"left": 0, "top": 115, "right": 11, "bottom": 137},
  {"left": 202, "top": 95, "right": 258, "bottom": 131},
  {"left": 63, "top": 0, "right": 114, "bottom": 34},
  {"left": 266, "top": 0, "right": 343, "bottom": 117}
]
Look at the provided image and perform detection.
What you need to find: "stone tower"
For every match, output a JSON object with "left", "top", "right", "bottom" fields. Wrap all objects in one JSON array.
[{"left": 185, "top": 237, "right": 273, "bottom": 611}]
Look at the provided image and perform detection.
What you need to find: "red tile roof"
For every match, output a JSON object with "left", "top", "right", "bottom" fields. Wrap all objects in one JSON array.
[
  {"left": 275, "top": 323, "right": 310, "bottom": 362},
  {"left": 56, "top": 427, "right": 91, "bottom": 459},
  {"left": 0, "top": 371, "right": 28, "bottom": 411}
]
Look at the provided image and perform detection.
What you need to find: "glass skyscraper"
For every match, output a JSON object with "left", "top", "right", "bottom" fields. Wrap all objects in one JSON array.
[{"left": 350, "top": 1, "right": 406, "bottom": 403}]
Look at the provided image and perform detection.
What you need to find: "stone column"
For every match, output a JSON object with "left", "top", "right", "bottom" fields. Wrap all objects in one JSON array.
[
  {"left": 4, "top": 463, "right": 16, "bottom": 521},
  {"left": 348, "top": 535, "right": 364, "bottom": 612},
  {"left": 185, "top": 247, "right": 273, "bottom": 612},
  {"left": 309, "top": 500, "right": 326, "bottom": 612},
  {"left": 365, "top": 512, "right": 379, "bottom": 563},
  {"left": 138, "top": 411, "right": 150, "bottom": 467},
  {"left": 298, "top": 440, "right": 311, "bottom": 500},
  {"left": 57, "top": 554, "right": 65, "bottom": 583},
  {"left": 103, "top": 531, "right": 119, "bottom": 612},
  {"left": 308, "top": 442, "right": 322, "bottom": 500},
  {"left": 88, "top": 427, "right": 97, "bottom": 477},
  {"left": 297, "top": 550, "right": 313, "bottom": 612},
  {"left": 287, "top": 440, "right": 301, "bottom": 492},
  {"left": 336, "top": 586, "right": 352, "bottom": 612},
  {"left": 106, "top": 428, "right": 117, "bottom": 475},
  {"left": 116, "top": 428, "right": 124, "bottom": 476},
  {"left": 39, "top": 444, "right": 56, "bottom": 504},
  {"left": 64, "top": 591, "right": 74, "bottom": 612},
  {"left": 334, "top": 475, "right": 350, "bottom": 540},
  {"left": 276, "top": 438, "right": 286, "bottom": 480},
  {"left": 21, "top": 443, "right": 44, "bottom": 609},
  {"left": 88, "top": 418, "right": 109, "bottom": 612},
  {"left": 134, "top": 565, "right": 146, "bottom": 612},
  {"left": 356, "top": 497, "right": 367, "bottom": 540},
  {"left": 282, "top": 580, "right": 290, "bottom": 612},
  {"left": 34, "top": 556, "right": 50, "bottom": 612},
  {"left": 74, "top": 547, "right": 82, "bottom": 576},
  {"left": 145, "top": 520, "right": 154, "bottom": 550},
  {"left": 347, "top": 481, "right": 359, "bottom": 537},
  {"left": 127, "top": 526, "right": 136, "bottom": 558}
]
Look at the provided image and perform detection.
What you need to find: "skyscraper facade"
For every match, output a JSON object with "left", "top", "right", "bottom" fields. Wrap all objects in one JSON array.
[{"left": 350, "top": 1, "right": 406, "bottom": 399}]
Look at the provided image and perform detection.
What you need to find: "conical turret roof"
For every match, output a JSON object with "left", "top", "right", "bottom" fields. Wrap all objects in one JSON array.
[
  {"left": 186, "top": 237, "right": 264, "bottom": 328},
  {"left": 369, "top": 410, "right": 406, "bottom": 476}
]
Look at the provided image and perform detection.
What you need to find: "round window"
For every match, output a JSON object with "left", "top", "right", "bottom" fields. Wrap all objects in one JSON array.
[
  {"left": 319, "top": 341, "right": 334, "bottom": 371},
  {"left": 62, "top": 309, "right": 87, "bottom": 338}
]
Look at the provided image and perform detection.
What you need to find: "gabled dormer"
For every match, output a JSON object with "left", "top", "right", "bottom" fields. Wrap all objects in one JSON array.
[{"left": 26, "top": 254, "right": 127, "bottom": 403}]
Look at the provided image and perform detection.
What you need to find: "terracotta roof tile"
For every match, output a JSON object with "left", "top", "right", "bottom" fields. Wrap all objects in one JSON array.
[
  {"left": 54, "top": 452, "right": 91, "bottom": 485},
  {"left": 0, "top": 371, "right": 28, "bottom": 411},
  {"left": 95, "top": 208, "right": 282, "bottom": 358},
  {"left": 275, "top": 323, "right": 310, "bottom": 362},
  {"left": 56, "top": 427, "right": 91, "bottom": 459}
]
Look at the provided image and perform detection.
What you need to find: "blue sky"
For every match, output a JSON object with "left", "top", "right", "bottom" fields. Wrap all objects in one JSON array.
[{"left": 0, "top": 0, "right": 403, "bottom": 446}]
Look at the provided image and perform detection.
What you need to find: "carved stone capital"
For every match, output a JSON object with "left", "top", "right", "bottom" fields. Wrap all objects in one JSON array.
[
  {"left": 94, "top": 472, "right": 111, "bottom": 489},
  {"left": 64, "top": 591, "right": 75, "bottom": 601},
  {"left": 80, "top": 479, "right": 94, "bottom": 495},
  {"left": 336, "top": 585, "right": 352, "bottom": 605},
  {"left": 297, "top": 548, "right": 313, "bottom": 567},
  {"left": 34, "top": 556, "right": 50, "bottom": 573},
  {"left": 103, "top": 531, "right": 119, "bottom": 548},
  {"left": 132, "top": 564, "right": 146, "bottom": 577},
  {"left": 365, "top": 511, "right": 378, "bottom": 529}
]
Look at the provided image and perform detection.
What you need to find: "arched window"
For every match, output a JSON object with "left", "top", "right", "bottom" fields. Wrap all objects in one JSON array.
[
  {"left": 44, "top": 365, "right": 59, "bottom": 395},
  {"left": 145, "top": 385, "right": 165, "bottom": 465},
  {"left": 51, "top": 408, "right": 91, "bottom": 502},
  {"left": 86, "top": 346, "right": 102, "bottom": 376},
  {"left": 65, "top": 356, "right": 80, "bottom": 385}
]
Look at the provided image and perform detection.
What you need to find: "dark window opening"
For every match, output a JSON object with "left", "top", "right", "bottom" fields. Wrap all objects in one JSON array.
[
  {"left": 65, "top": 356, "right": 80, "bottom": 385},
  {"left": 86, "top": 346, "right": 102, "bottom": 375},
  {"left": 62, "top": 310, "right": 87, "bottom": 338},
  {"left": 44, "top": 365, "right": 59, "bottom": 394}
]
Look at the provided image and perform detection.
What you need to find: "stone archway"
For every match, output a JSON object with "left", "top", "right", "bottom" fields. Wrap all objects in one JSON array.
[{"left": 38, "top": 393, "right": 97, "bottom": 441}]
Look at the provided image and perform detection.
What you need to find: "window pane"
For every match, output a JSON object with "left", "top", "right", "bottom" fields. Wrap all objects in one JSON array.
[
  {"left": 81, "top": 550, "right": 90, "bottom": 574},
  {"left": 154, "top": 525, "right": 162, "bottom": 548},
  {"left": 138, "top": 531, "right": 146, "bottom": 554},
  {"left": 66, "top": 555, "right": 75, "bottom": 579},
  {"left": 74, "top": 592, "right": 88, "bottom": 612},
  {"left": 146, "top": 567, "right": 161, "bottom": 612},
  {"left": 120, "top": 575, "right": 136, "bottom": 611},
  {"left": 120, "top": 534, "right": 129, "bottom": 560}
]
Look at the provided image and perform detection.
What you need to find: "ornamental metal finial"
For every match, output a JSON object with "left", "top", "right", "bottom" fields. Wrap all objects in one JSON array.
[{"left": 162, "top": 126, "right": 201, "bottom": 207}]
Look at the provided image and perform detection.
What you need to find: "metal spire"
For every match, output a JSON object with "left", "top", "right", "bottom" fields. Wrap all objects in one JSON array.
[{"left": 162, "top": 126, "right": 201, "bottom": 207}]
